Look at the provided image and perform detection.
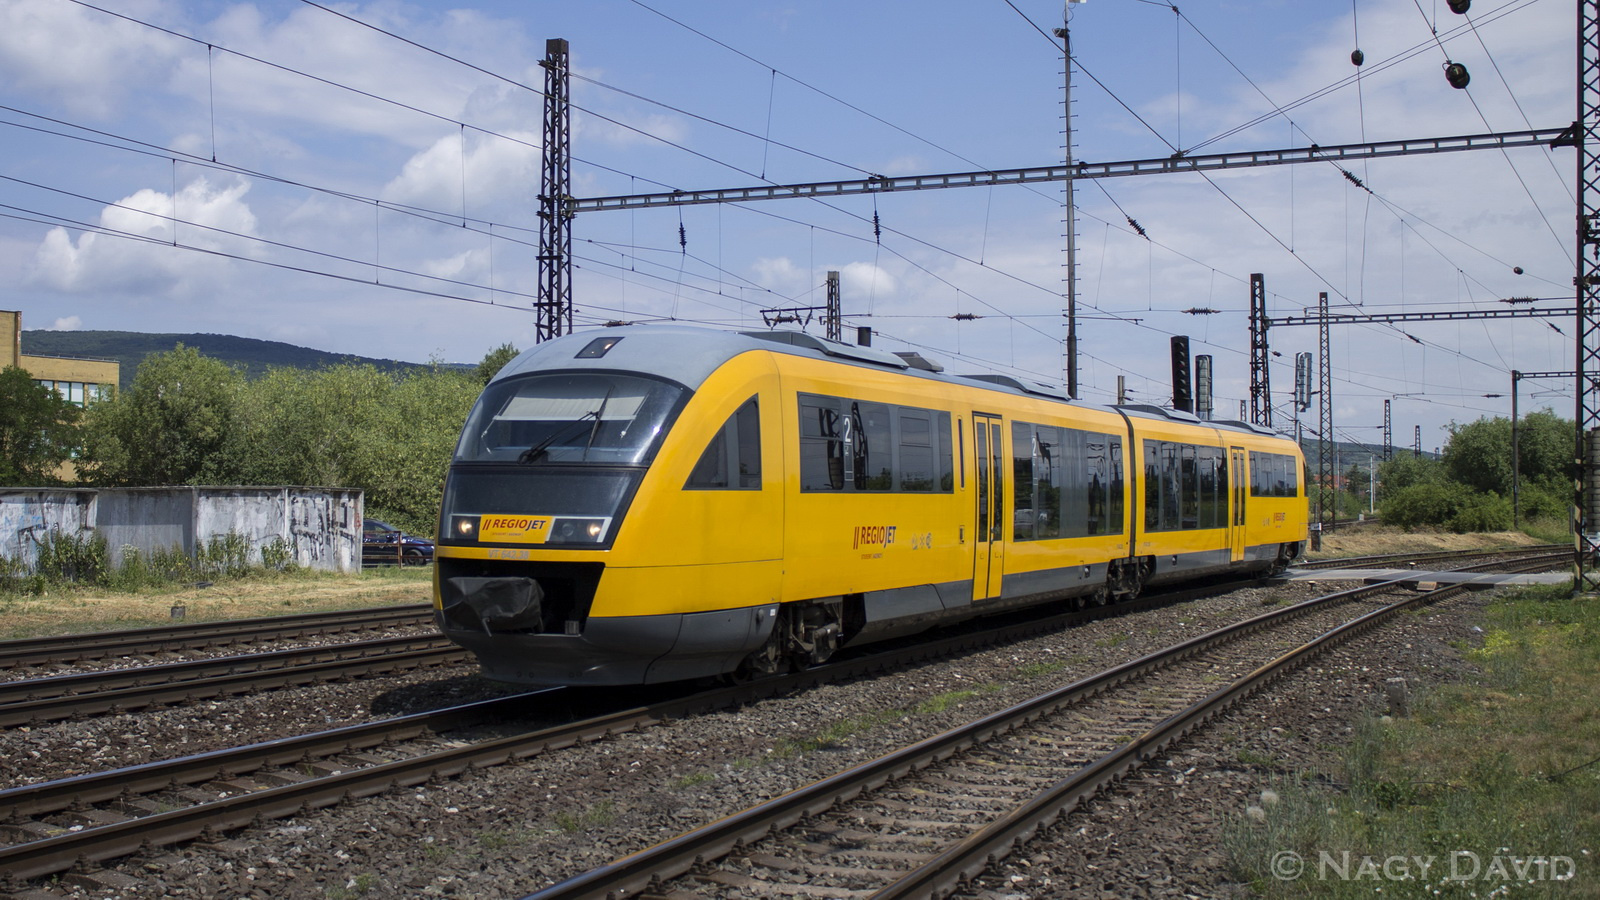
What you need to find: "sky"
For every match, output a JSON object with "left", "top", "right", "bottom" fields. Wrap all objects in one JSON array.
[{"left": 0, "top": 0, "right": 1578, "bottom": 454}]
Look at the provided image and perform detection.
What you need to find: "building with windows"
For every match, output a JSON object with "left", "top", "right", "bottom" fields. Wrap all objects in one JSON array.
[
  {"left": 3, "top": 310, "right": 119, "bottom": 483},
  {"left": 1, "top": 310, "right": 119, "bottom": 407}
]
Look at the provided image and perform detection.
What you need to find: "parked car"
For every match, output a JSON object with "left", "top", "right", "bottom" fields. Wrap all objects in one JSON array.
[{"left": 362, "top": 518, "right": 435, "bottom": 566}]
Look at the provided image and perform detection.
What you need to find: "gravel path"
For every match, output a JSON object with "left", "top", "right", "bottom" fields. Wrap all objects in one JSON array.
[{"left": 7, "top": 577, "right": 1484, "bottom": 900}]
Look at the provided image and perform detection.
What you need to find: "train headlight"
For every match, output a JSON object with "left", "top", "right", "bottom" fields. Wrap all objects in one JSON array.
[
  {"left": 451, "top": 515, "right": 478, "bottom": 539},
  {"left": 550, "top": 517, "right": 608, "bottom": 544}
]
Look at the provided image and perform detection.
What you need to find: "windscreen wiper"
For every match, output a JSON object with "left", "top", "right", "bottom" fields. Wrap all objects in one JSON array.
[
  {"left": 517, "top": 410, "right": 600, "bottom": 464},
  {"left": 581, "top": 388, "right": 614, "bottom": 461}
]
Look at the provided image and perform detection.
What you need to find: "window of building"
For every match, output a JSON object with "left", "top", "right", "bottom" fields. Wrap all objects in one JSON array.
[{"left": 35, "top": 380, "right": 109, "bottom": 407}]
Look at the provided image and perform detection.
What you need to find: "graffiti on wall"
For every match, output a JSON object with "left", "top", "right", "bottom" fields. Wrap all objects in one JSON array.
[{"left": 0, "top": 494, "right": 93, "bottom": 570}]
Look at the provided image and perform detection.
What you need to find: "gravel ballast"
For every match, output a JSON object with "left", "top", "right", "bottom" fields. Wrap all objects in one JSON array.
[{"left": 5, "top": 578, "right": 1500, "bottom": 900}]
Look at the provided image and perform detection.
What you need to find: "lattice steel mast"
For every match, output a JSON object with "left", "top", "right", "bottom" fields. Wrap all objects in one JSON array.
[
  {"left": 1577, "top": 0, "right": 1600, "bottom": 589},
  {"left": 536, "top": 38, "right": 573, "bottom": 342},
  {"left": 1248, "top": 274, "right": 1271, "bottom": 428}
]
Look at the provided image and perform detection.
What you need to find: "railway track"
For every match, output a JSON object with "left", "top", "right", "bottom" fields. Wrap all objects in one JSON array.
[
  {"left": 0, "top": 547, "right": 1561, "bottom": 887},
  {"left": 519, "top": 553, "right": 1564, "bottom": 900},
  {"left": 0, "top": 634, "right": 467, "bottom": 728},
  {"left": 0, "top": 603, "right": 433, "bottom": 670},
  {"left": 0, "top": 574, "right": 1282, "bottom": 884},
  {"left": 1297, "top": 543, "right": 1569, "bottom": 571}
]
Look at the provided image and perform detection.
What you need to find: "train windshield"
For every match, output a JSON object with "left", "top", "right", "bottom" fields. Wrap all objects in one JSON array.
[{"left": 456, "top": 373, "right": 686, "bottom": 465}]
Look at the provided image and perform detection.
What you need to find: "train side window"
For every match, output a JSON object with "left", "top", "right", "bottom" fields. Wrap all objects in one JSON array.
[
  {"left": 1107, "top": 436, "right": 1125, "bottom": 533},
  {"left": 1161, "top": 442, "right": 1181, "bottom": 531},
  {"left": 856, "top": 401, "right": 893, "bottom": 490},
  {"left": 899, "top": 410, "right": 935, "bottom": 491},
  {"left": 938, "top": 412, "right": 954, "bottom": 491},
  {"left": 1035, "top": 425, "right": 1062, "bottom": 539},
  {"left": 1012, "top": 422, "right": 1036, "bottom": 541},
  {"left": 956, "top": 418, "right": 965, "bottom": 489},
  {"left": 736, "top": 397, "right": 762, "bottom": 488},
  {"left": 1197, "top": 446, "right": 1220, "bottom": 529},
  {"left": 799, "top": 394, "right": 846, "bottom": 491},
  {"left": 686, "top": 396, "right": 761, "bottom": 490},
  {"left": 1180, "top": 444, "right": 1199, "bottom": 529},
  {"left": 1143, "top": 440, "right": 1162, "bottom": 531}
]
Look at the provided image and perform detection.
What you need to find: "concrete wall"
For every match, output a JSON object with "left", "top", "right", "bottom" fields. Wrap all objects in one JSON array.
[
  {"left": 0, "top": 489, "right": 96, "bottom": 571},
  {"left": 1, "top": 487, "right": 362, "bottom": 574}
]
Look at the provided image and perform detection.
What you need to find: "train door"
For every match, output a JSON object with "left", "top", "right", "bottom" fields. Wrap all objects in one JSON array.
[
  {"left": 1229, "top": 447, "right": 1248, "bottom": 562},
  {"left": 973, "top": 414, "right": 1005, "bottom": 601}
]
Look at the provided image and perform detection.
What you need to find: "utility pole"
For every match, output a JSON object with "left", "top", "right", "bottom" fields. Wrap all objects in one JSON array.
[
  {"left": 536, "top": 38, "right": 573, "bottom": 342},
  {"left": 1383, "top": 399, "right": 1393, "bottom": 461},
  {"left": 1575, "top": 0, "right": 1600, "bottom": 589},
  {"left": 1248, "top": 274, "right": 1271, "bottom": 427},
  {"left": 1055, "top": 1, "right": 1086, "bottom": 398},
  {"left": 1318, "top": 292, "right": 1334, "bottom": 533},
  {"left": 825, "top": 270, "right": 842, "bottom": 342}
]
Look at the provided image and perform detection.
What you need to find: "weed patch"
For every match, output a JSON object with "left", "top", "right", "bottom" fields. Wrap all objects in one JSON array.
[{"left": 1225, "top": 584, "right": 1600, "bottom": 897}]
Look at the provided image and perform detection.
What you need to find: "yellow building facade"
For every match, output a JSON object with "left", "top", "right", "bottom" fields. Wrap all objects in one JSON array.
[
  {"left": 3, "top": 310, "right": 119, "bottom": 482},
  {"left": 2, "top": 310, "right": 119, "bottom": 404}
]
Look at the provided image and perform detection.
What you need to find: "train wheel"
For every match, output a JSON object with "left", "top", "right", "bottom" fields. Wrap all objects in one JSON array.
[
  {"left": 734, "top": 630, "right": 787, "bottom": 681},
  {"left": 1107, "top": 558, "right": 1146, "bottom": 602}
]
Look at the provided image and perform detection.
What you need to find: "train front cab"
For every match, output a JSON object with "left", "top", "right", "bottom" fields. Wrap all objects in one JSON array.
[{"left": 434, "top": 340, "right": 791, "bottom": 686}]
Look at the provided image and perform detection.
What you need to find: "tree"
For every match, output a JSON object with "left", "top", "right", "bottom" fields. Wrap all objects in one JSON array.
[
  {"left": 80, "top": 345, "right": 245, "bottom": 485},
  {"left": 224, "top": 362, "right": 481, "bottom": 534},
  {"left": 1377, "top": 451, "right": 1443, "bottom": 494},
  {"left": 0, "top": 366, "right": 82, "bottom": 485},
  {"left": 1442, "top": 411, "right": 1574, "bottom": 495},
  {"left": 474, "top": 343, "right": 520, "bottom": 385},
  {"left": 1512, "top": 408, "right": 1575, "bottom": 493}
]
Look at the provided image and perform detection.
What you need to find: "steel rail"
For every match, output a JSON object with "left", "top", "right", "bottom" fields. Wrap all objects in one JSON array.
[
  {"left": 0, "top": 637, "right": 467, "bottom": 728},
  {"left": 0, "top": 690, "right": 561, "bottom": 820},
  {"left": 0, "top": 604, "right": 433, "bottom": 669},
  {"left": 518, "top": 556, "right": 1560, "bottom": 900},
  {"left": 1297, "top": 543, "right": 1569, "bottom": 570}
]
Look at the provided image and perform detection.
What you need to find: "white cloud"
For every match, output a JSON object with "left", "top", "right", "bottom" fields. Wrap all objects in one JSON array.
[
  {"left": 46, "top": 316, "right": 80, "bottom": 331},
  {"left": 28, "top": 176, "right": 258, "bottom": 294},
  {"left": 839, "top": 261, "right": 896, "bottom": 298},
  {"left": 382, "top": 129, "right": 541, "bottom": 215},
  {"left": 0, "top": 0, "right": 182, "bottom": 119}
]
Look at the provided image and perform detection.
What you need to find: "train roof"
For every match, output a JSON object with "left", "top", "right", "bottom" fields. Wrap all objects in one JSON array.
[{"left": 494, "top": 325, "right": 1290, "bottom": 443}]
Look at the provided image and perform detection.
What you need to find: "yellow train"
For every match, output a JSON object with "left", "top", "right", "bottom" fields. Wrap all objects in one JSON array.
[{"left": 433, "top": 326, "right": 1308, "bottom": 685}]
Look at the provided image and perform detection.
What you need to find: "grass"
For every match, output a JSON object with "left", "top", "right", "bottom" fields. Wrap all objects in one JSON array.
[
  {"left": 550, "top": 800, "right": 617, "bottom": 834},
  {"left": 769, "top": 685, "right": 1007, "bottom": 759},
  {"left": 324, "top": 872, "right": 379, "bottom": 898},
  {"left": 0, "top": 565, "right": 433, "bottom": 640},
  {"left": 1225, "top": 583, "right": 1600, "bottom": 897}
]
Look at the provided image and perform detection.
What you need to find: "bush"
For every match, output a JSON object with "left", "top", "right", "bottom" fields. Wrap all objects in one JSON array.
[
  {"left": 1446, "top": 492, "right": 1511, "bottom": 533},
  {"left": 33, "top": 528, "right": 108, "bottom": 585},
  {"left": 2, "top": 530, "right": 295, "bottom": 596},
  {"left": 1379, "top": 482, "right": 1470, "bottom": 529}
]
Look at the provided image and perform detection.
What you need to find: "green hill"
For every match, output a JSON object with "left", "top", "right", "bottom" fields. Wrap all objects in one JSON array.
[{"left": 21, "top": 330, "right": 446, "bottom": 390}]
